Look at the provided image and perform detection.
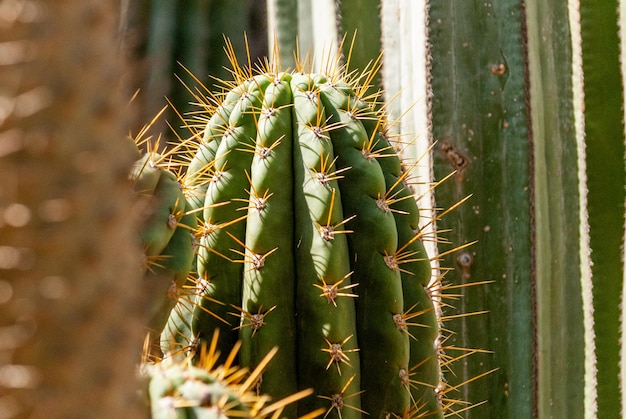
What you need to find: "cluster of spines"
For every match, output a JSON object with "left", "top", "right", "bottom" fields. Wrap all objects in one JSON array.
[{"left": 135, "top": 38, "right": 490, "bottom": 418}]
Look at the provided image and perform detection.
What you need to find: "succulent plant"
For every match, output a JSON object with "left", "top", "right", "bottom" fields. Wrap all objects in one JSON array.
[
  {"left": 140, "top": 41, "right": 475, "bottom": 418},
  {"left": 130, "top": 135, "right": 199, "bottom": 337},
  {"left": 148, "top": 331, "right": 317, "bottom": 419}
]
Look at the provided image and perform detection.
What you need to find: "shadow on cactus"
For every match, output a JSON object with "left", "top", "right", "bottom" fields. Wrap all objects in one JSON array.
[{"left": 133, "top": 38, "right": 493, "bottom": 418}]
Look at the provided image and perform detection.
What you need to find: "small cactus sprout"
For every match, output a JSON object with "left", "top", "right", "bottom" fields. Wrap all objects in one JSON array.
[
  {"left": 147, "top": 331, "right": 318, "bottom": 418},
  {"left": 145, "top": 40, "right": 487, "bottom": 418}
]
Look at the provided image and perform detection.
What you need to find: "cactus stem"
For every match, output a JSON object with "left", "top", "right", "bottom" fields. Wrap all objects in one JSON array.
[
  {"left": 437, "top": 347, "right": 492, "bottom": 372},
  {"left": 196, "top": 213, "right": 248, "bottom": 242},
  {"left": 430, "top": 241, "right": 476, "bottom": 262},
  {"left": 237, "top": 134, "right": 285, "bottom": 158},
  {"left": 305, "top": 118, "right": 346, "bottom": 142},
  {"left": 143, "top": 35, "right": 490, "bottom": 416},
  {"left": 439, "top": 310, "right": 489, "bottom": 323},
  {"left": 346, "top": 54, "right": 383, "bottom": 103},
  {"left": 232, "top": 171, "right": 274, "bottom": 212},
  {"left": 435, "top": 369, "right": 496, "bottom": 416},
  {"left": 384, "top": 248, "right": 423, "bottom": 275},
  {"left": 149, "top": 329, "right": 315, "bottom": 417},
  {"left": 143, "top": 253, "right": 172, "bottom": 272},
  {"left": 192, "top": 305, "right": 230, "bottom": 328},
  {"left": 427, "top": 193, "right": 473, "bottom": 227}
]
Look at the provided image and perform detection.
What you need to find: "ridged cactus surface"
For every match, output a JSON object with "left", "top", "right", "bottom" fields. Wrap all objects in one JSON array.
[{"left": 152, "top": 49, "right": 445, "bottom": 418}]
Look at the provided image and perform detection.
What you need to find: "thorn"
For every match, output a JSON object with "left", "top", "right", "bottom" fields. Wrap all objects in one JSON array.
[
  {"left": 230, "top": 305, "right": 277, "bottom": 337},
  {"left": 321, "top": 334, "right": 359, "bottom": 375},
  {"left": 317, "top": 374, "right": 366, "bottom": 419},
  {"left": 314, "top": 272, "right": 359, "bottom": 306},
  {"left": 314, "top": 188, "right": 355, "bottom": 241}
]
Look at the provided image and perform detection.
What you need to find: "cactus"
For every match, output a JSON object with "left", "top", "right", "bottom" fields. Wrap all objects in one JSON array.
[
  {"left": 129, "top": 133, "right": 199, "bottom": 338},
  {"left": 148, "top": 331, "right": 317, "bottom": 419},
  {"left": 265, "top": 1, "right": 626, "bottom": 417},
  {"left": 143, "top": 38, "right": 476, "bottom": 418},
  {"left": 426, "top": 1, "right": 626, "bottom": 417},
  {"left": 2, "top": 0, "right": 621, "bottom": 417}
]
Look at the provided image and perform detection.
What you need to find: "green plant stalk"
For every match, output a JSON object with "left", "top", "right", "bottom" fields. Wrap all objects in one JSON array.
[
  {"left": 257, "top": 0, "right": 626, "bottom": 416},
  {"left": 149, "top": 331, "right": 319, "bottom": 418},
  {"left": 130, "top": 148, "right": 200, "bottom": 342},
  {"left": 428, "top": 0, "right": 534, "bottom": 417},
  {"left": 267, "top": 0, "right": 341, "bottom": 72},
  {"left": 203, "top": 0, "right": 261, "bottom": 84},
  {"left": 320, "top": 82, "right": 412, "bottom": 414},
  {"left": 578, "top": 0, "right": 626, "bottom": 416},
  {"left": 267, "top": 0, "right": 298, "bottom": 70},
  {"left": 193, "top": 75, "right": 271, "bottom": 359},
  {"left": 267, "top": 0, "right": 384, "bottom": 92},
  {"left": 124, "top": 0, "right": 265, "bottom": 136},
  {"left": 525, "top": 1, "right": 587, "bottom": 417},
  {"left": 149, "top": 361, "right": 251, "bottom": 418},
  {"left": 337, "top": 0, "right": 383, "bottom": 95},
  {"left": 168, "top": 0, "right": 211, "bottom": 120},
  {"left": 144, "top": 0, "right": 177, "bottom": 128}
]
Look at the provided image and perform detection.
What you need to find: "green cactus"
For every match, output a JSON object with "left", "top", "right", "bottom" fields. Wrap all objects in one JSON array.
[
  {"left": 148, "top": 41, "right": 470, "bottom": 418},
  {"left": 148, "top": 331, "right": 317, "bottom": 419},
  {"left": 129, "top": 138, "right": 199, "bottom": 338}
]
